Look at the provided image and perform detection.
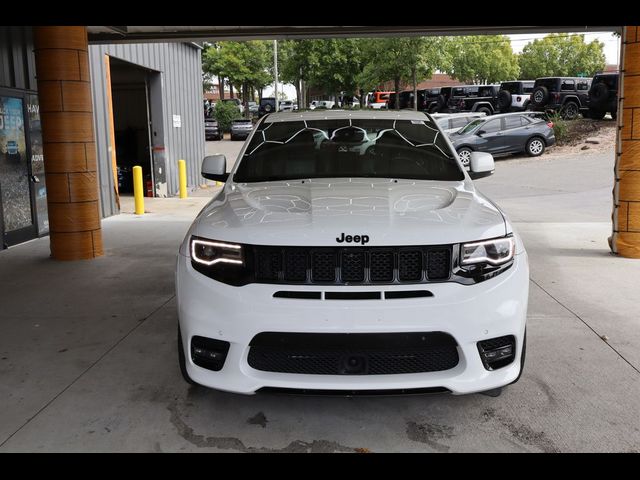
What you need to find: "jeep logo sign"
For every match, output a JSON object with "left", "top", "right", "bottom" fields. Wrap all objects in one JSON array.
[{"left": 336, "top": 233, "right": 370, "bottom": 245}]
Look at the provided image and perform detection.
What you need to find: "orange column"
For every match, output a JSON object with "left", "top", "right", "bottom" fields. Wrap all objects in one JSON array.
[{"left": 33, "top": 26, "right": 103, "bottom": 260}]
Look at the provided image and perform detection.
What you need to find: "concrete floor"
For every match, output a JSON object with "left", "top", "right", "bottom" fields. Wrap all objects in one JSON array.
[{"left": 1, "top": 140, "right": 639, "bottom": 452}]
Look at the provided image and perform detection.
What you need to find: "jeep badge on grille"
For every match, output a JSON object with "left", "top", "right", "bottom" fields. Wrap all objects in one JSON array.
[{"left": 336, "top": 233, "right": 370, "bottom": 245}]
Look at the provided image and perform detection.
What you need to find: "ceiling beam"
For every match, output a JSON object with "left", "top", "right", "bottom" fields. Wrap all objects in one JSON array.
[{"left": 87, "top": 25, "right": 622, "bottom": 44}]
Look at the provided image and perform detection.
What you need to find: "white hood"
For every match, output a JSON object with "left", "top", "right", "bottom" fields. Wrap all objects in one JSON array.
[{"left": 192, "top": 177, "right": 506, "bottom": 247}]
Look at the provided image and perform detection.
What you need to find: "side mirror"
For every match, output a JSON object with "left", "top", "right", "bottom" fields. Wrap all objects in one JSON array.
[
  {"left": 202, "top": 154, "right": 228, "bottom": 182},
  {"left": 476, "top": 130, "right": 486, "bottom": 136},
  {"left": 468, "top": 152, "right": 494, "bottom": 179}
]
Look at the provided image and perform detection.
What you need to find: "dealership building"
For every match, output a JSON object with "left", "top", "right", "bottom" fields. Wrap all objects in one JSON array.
[{"left": 0, "top": 26, "right": 204, "bottom": 251}]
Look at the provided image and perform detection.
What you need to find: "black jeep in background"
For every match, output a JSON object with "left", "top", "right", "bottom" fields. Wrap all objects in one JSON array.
[
  {"left": 387, "top": 89, "right": 443, "bottom": 112},
  {"left": 586, "top": 73, "right": 618, "bottom": 120},
  {"left": 447, "top": 85, "right": 501, "bottom": 115},
  {"left": 529, "top": 77, "right": 591, "bottom": 119}
]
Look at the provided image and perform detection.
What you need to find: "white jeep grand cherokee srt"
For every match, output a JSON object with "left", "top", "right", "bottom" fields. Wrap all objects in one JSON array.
[{"left": 176, "top": 110, "right": 528, "bottom": 396}]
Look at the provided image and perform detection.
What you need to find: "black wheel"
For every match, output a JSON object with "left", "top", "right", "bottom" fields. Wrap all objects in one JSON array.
[
  {"left": 457, "top": 147, "right": 473, "bottom": 167},
  {"left": 477, "top": 106, "right": 492, "bottom": 115},
  {"left": 531, "top": 86, "right": 549, "bottom": 107},
  {"left": 526, "top": 136, "right": 545, "bottom": 157},
  {"left": 561, "top": 101, "right": 579, "bottom": 120},
  {"left": 611, "top": 111, "right": 617, "bottom": 121},
  {"left": 178, "top": 326, "right": 198, "bottom": 386},
  {"left": 510, "top": 330, "right": 527, "bottom": 385},
  {"left": 497, "top": 89, "right": 512, "bottom": 110},
  {"left": 588, "top": 109, "right": 606, "bottom": 120}
]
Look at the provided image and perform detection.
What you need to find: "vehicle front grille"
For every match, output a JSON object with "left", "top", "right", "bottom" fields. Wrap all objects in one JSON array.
[
  {"left": 248, "top": 332, "right": 460, "bottom": 375},
  {"left": 252, "top": 245, "right": 452, "bottom": 285}
]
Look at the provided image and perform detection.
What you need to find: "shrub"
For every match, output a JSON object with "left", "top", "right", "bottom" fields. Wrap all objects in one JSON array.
[
  {"left": 548, "top": 112, "right": 568, "bottom": 143},
  {"left": 214, "top": 101, "right": 241, "bottom": 132}
]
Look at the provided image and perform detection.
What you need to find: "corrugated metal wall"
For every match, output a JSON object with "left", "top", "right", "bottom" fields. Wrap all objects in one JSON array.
[
  {"left": 88, "top": 43, "right": 204, "bottom": 217},
  {"left": 0, "top": 26, "right": 37, "bottom": 91}
]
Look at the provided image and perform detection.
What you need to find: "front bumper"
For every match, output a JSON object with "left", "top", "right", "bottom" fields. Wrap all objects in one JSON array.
[
  {"left": 176, "top": 252, "right": 529, "bottom": 395},
  {"left": 231, "top": 130, "right": 252, "bottom": 138}
]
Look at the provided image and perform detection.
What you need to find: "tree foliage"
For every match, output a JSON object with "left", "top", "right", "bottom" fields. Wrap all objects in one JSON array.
[
  {"left": 214, "top": 100, "right": 241, "bottom": 132},
  {"left": 203, "top": 41, "right": 272, "bottom": 101},
  {"left": 446, "top": 36, "right": 519, "bottom": 84},
  {"left": 518, "top": 34, "right": 606, "bottom": 79},
  {"left": 356, "top": 37, "right": 451, "bottom": 108}
]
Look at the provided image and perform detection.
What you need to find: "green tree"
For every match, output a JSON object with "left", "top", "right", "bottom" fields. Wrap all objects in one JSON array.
[
  {"left": 214, "top": 100, "right": 241, "bottom": 133},
  {"left": 202, "top": 42, "right": 226, "bottom": 99},
  {"left": 204, "top": 41, "right": 273, "bottom": 117},
  {"left": 278, "top": 39, "right": 320, "bottom": 110},
  {"left": 518, "top": 34, "right": 606, "bottom": 79},
  {"left": 356, "top": 37, "right": 451, "bottom": 109},
  {"left": 446, "top": 35, "right": 519, "bottom": 84},
  {"left": 305, "top": 39, "right": 364, "bottom": 106}
]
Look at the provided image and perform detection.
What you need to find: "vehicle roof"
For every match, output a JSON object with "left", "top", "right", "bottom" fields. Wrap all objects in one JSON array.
[
  {"left": 263, "top": 110, "right": 431, "bottom": 123},
  {"left": 431, "top": 112, "right": 486, "bottom": 118},
  {"left": 535, "top": 76, "right": 591, "bottom": 81},
  {"left": 469, "top": 111, "right": 545, "bottom": 121}
]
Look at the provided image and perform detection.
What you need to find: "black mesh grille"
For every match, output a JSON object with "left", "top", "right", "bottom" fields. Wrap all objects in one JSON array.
[
  {"left": 248, "top": 332, "right": 459, "bottom": 375},
  {"left": 284, "top": 249, "right": 307, "bottom": 281},
  {"left": 370, "top": 251, "right": 394, "bottom": 282},
  {"left": 256, "top": 249, "right": 281, "bottom": 281},
  {"left": 427, "top": 249, "right": 451, "bottom": 280},
  {"left": 251, "top": 245, "right": 453, "bottom": 285},
  {"left": 399, "top": 250, "right": 423, "bottom": 281},
  {"left": 312, "top": 251, "right": 336, "bottom": 282},
  {"left": 341, "top": 251, "right": 365, "bottom": 282}
]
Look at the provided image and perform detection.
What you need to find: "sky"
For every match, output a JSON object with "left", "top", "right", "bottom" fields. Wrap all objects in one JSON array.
[{"left": 262, "top": 31, "right": 621, "bottom": 102}]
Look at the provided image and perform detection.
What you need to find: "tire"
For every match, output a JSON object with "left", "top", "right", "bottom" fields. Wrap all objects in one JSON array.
[
  {"left": 590, "top": 83, "right": 609, "bottom": 108},
  {"left": 457, "top": 147, "right": 473, "bottom": 167},
  {"left": 531, "top": 86, "right": 549, "bottom": 107},
  {"left": 497, "top": 89, "right": 512, "bottom": 110},
  {"left": 264, "top": 103, "right": 272, "bottom": 113},
  {"left": 477, "top": 106, "right": 492, "bottom": 115},
  {"left": 526, "top": 136, "right": 545, "bottom": 157},
  {"left": 611, "top": 111, "right": 617, "bottom": 121},
  {"left": 561, "top": 101, "right": 579, "bottom": 120},
  {"left": 509, "top": 330, "right": 527, "bottom": 385},
  {"left": 588, "top": 109, "right": 606, "bottom": 120},
  {"left": 178, "top": 327, "right": 198, "bottom": 386}
]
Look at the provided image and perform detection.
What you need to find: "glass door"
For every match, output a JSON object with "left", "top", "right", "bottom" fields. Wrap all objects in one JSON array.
[{"left": 0, "top": 91, "right": 37, "bottom": 247}]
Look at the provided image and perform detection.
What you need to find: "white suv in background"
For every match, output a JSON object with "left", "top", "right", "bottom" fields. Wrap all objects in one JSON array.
[
  {"left": 176, "top": 110, "right": 529, "bottom": 396},
  {"left": 497, "top": 81, "right": 535, "bottom": 112}
]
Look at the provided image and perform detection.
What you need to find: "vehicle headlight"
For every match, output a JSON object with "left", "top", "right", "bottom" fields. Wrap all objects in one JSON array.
[
  {"left": 461, "top": 236, "right": 514, "bottom": 266},
  {"left": 190, "top": 237, "right": 243, "bottom": 266}
]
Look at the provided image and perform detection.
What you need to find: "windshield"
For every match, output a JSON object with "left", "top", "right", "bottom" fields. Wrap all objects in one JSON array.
[
  {"left": 233, "top": 118, "right": 463, "bottom": 183},
  {"left": 457, "top": 119, "right": 484, "bottom": 135}
]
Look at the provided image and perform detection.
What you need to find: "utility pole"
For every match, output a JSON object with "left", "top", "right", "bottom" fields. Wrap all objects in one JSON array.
[{"left": 273, "top": 40, "right": 279, "bottom": 113}]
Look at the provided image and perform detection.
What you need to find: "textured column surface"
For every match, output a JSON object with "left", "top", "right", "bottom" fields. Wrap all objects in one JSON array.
[{"left": 33, "top": 26, "right": 103, "bottom": 260}]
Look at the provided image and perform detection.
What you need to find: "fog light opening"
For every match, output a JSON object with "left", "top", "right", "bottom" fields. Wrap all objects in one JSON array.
[
  {"left": 477, "top": 335, "right": 516, "bottom": 370},
  {"left": 191, "top": 336, "right": 230, "bottom": 372}
]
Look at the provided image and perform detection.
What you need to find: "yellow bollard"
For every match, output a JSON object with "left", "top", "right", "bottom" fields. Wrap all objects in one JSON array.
[
  {"left": 132, "top": 166, "right": 144, "bottom": 215},
  {"left": 178, "top": 159, "right": 187, "bottom": 199}
]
